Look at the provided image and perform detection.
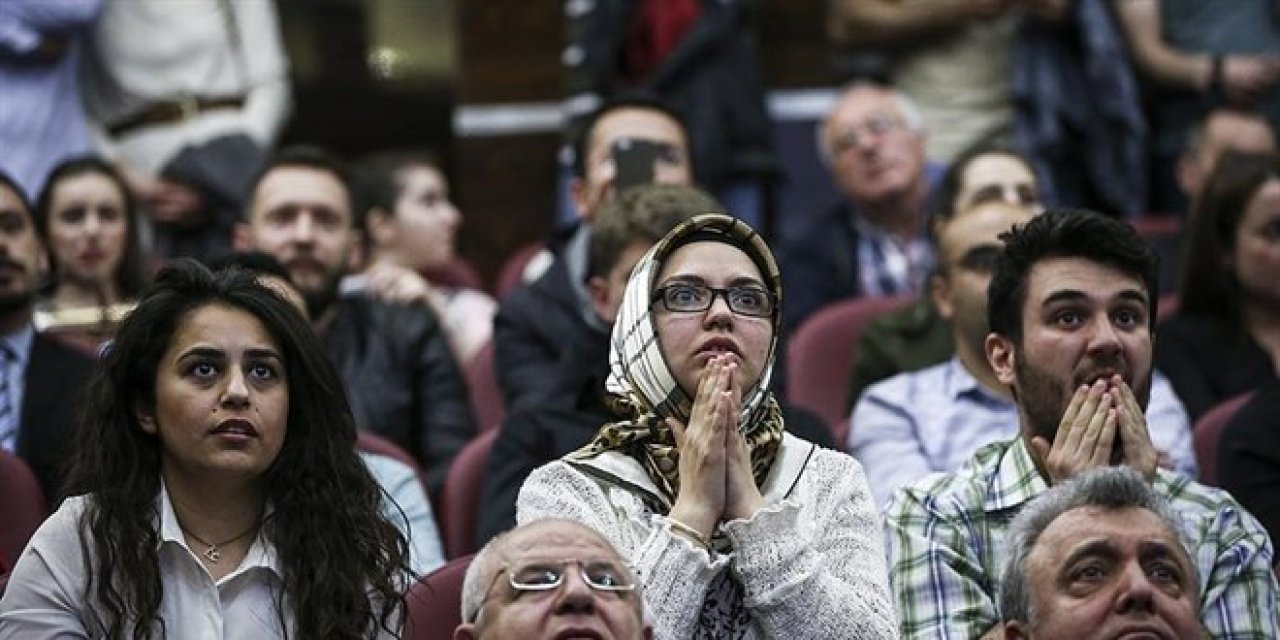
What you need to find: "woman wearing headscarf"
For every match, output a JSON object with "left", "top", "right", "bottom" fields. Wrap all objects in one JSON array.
[{"left": 515, "top": 214, "right": 896, "bottom": 638}]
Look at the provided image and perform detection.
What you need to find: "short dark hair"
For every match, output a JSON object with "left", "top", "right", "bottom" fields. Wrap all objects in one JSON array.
[
  {"left": 927, "top": 143, "right": 1036, "bottom": 243},
  {"left": 246, "top": 145, "right": 356, "bottom": 227},
  {"left": 351, "top": 149, "right": 443, "bottom": 233},
  {"left": 206, "top": 250, "right": 292, "bottom": 283},
  {"left": 987, "top": 208, "right": 1159, "bottom": 343},
  {"left": 1178, "top": 151, "right": 1280, "bottom": 323},
  {"left": 570, "top": 93, "right": 689, "bottom": 179},
  {"left": 34, "top": 156, "right": 150, "bottom": 300},
  {"left": 588, "top": 184, "right": 722, "bottom": 280},
  {"left": 999, "top": 466, "right": 1197, "bottom": 626},
  {"left": 0, "top": 169, "right": 29, "bottom": 209}
]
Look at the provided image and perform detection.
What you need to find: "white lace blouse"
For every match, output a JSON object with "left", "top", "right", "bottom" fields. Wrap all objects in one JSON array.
[{"left": 516, "top": 433, "right": 899, "bottom": 639}]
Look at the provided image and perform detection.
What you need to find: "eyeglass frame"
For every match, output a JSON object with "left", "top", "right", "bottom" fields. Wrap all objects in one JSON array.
[
  {"left": 827, "top": 112, "right": 910, "bottom": 155},
  {"left": 650, "top": 283, "right": 778, "bottom": 318},
  {"left": 470, "top": 557, "right": 640, "bottom": 624}
]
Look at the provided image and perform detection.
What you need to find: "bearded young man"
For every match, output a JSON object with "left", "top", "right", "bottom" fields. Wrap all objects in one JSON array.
[{"left": 883, "top": 208, "right": 1279, "bottom": 639}]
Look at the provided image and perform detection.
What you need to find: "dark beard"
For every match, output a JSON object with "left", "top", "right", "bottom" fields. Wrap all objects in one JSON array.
[
  {"left": 0, "top": 289, "right": 35, "bottom": 314},
  {"left": 302, "top": 285, "right": 338, "bottom": 320},
  {"left": 1013, "top": 350, "right": 1153, "bottom": 448}
]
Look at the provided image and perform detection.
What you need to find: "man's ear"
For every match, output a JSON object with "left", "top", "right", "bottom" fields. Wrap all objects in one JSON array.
[
  {"left": 986, "top": 332, "right": 1017, "bottom": 386},
  {"left": 930, "top": 272, "right": 954, "bottom": 320},
  {"left": 232, "top": 221, "right": 252, "bottom": 252},
  {"left": 569, "top": 176, "right": 590, "bottom": 221},
  {"left": 1002, "top": 620, "right": 1030, "bottom": 640},
  {"left": 452, "top": 624, "right": 478, "bottom": 640},
  {"left": 1175, "top": 152, "right": 1200, "bottom": 201},
  {"left": 587, "top": 275, "right": 613, "bottom": 324}
]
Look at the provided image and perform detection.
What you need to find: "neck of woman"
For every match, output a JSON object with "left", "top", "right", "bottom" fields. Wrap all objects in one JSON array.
[
  {"left": 164, "top": 469, "right": 266, "bottom": 551},
  {"left": 52, "top": 279, "right": 120, "bottom": 309}
]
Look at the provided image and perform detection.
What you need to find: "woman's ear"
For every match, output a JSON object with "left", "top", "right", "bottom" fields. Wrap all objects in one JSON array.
[
  {"left": 364, "top": 207, "right": 397, "bottom": 250},
  {"left": 136, "top": 410, "right": 157, "bottom": 434}
]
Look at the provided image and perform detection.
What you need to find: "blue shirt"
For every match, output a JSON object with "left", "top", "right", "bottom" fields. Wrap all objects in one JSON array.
[
  {"left": 0, "top": 0, "right": 102, "bottom": 199},
  {"left": 0, "top": 325, "right": 33, "bottom": 453},
  {"left": 850, "top": 356, "right": 1197, "bottom": 507}
]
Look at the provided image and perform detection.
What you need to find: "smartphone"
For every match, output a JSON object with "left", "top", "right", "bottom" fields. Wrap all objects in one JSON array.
[{"left": 611, "top": 138, "right": 664, "bottom": 192}]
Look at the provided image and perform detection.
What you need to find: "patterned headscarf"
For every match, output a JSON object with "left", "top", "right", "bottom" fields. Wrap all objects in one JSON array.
[{"left": 570, "top": 214, "right": 785, "bottom": 507}]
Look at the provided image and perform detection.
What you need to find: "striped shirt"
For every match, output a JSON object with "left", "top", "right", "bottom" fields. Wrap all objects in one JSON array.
[{"left": 885, "top": 437, "right": 1280, "bottom": 639}]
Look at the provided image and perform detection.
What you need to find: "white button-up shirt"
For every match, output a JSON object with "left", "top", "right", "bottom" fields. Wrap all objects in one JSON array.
[{"left": 0, "top": 484, "right": 290, "bottom": 638}]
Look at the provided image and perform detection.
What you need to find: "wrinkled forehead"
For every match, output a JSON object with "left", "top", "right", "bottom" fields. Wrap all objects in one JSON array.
[{"left": 498, "top": 520, "right": 622, "bottom": 564}]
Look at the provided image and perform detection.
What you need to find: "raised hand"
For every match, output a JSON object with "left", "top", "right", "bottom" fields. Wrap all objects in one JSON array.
[
  {"left": 1109, "top": 374, "right": 1158, "bottom": 482},
  {"left": 668, "top": 355, "right": 736, "bottom": 539},
  {"left": 1030, "top": 379, "right": 1117, "bottom": 484}
]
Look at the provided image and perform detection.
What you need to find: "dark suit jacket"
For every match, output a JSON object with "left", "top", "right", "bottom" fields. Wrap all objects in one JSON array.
[
  {"left": 1217, "top": 378, "right": 1280, "bottom": 546},
  {"left": 493, "top": 251, "right": 609, "bottom": 415},
  {"left": 16, "top": 332, "right": 96, "bottom": 504},
  {"left": 324, "top": 295, "right": 476, "bottom": 496}
]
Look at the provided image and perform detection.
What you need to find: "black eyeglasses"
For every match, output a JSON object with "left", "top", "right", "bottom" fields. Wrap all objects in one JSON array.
[
  {"left": 471, "top": 558, "right": 638, "bottom": 622},
  {"left": 651, "top": 283, "right": 776, "bottom": 317}
]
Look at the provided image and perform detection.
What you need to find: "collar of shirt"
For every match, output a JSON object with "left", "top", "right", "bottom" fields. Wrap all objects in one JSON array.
[
  {"left": 0, "top": 323, "right": 34, "bottom": 366},
  {"left": 156, "top": 481, "right": 283, "bottom": 583},
  {"left": 984, "top": 437, "right": 1049, "bottom": 514},
  {"left": 942, "top": 357, "right": 1009, "bottom": 406}
]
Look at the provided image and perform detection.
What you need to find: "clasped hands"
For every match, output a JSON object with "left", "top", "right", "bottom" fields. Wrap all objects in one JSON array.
[
  {"left": 666, "top": 355, "right": 765, "bottom": 542},
  {"left": 1029, "top": 374, "right": 1159, "bottom": 485}
]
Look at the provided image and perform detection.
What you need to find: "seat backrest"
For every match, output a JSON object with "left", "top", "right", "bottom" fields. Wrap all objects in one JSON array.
[
  {"left": 786, "top": 295, "right": 912, "bottom": 444},
  {"left": 1157, "top": 293, "right": 1179, "bottom": 322},
  {"left": 464, "top": 340, "right": 505, "bottom": 433},
  {"left": 1194, "top": 392, "right": 1255, "bottom": 486},
  {"left": 495, "top": 242, "right": 546, "bottom": 300},
  {"left": 356, "top": 431, "right": 422, "bottom": 472},
  {"left": 439, "top": 431, "right": 498, "bottom": 559},
  {"left": 0, "top": 450, "right": 47, "bottom": 565},
  {"left": 423, "top": 257, "right": 486, "bottom": 293},
  {"left": 404, "top": 554, "right": 475, "bottom": 640}
]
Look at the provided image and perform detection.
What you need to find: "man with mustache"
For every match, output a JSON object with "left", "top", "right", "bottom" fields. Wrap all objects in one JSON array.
[
  {"left": 884, "top": 209, "right": 1278, "bottom": 639},
  {"left": 0, "top": 171, "right": 95, "bottom": 505},
  {"left": 998, "top": 467, "right": 1207, "bottom": 640},
  {"left": 234, "top": 146, "right": 475, "bottom": 495}
]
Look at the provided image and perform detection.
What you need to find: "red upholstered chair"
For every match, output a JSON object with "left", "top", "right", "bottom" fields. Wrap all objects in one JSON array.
[
  {"left": 495, "top": 242, "right": 546, "bottom": 300},
  {"left": 356, "top": 431, "right": 422, "bottom": 473},
  {"left": 1194, "top": 392, "right": 1255, "bottom": 486},
  {"left": 439, "top": 431, "right": 498, "bottom": 559},
  {"left": 786, "top": 295, "right": 913, "bottom": 445},
  {"left": 0, "top": 450, "right": 47, "bottom": 566},
  {"left": 1157, "top": 293, "right": 1179, "bottom": 322},
  {"left": 423, "top": 257, "right": 486, "bottom": 293},
  {"left": 404, "top": 554, "right": 475, "bottom": 640},
  {"left": 464, "top": 340, "right": 504, "bottom": 434}
]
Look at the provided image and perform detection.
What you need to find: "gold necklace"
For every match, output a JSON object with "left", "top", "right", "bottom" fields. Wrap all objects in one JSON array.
[{"left": 180, "top": 523, "right": 260, "bottom": 564}]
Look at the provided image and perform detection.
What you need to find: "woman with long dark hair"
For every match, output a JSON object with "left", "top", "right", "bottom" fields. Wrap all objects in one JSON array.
[
  {"left": 33, "top": 156, "right": 149, "bottom": 350},
  {"left": 0, "top": 261, "right": 409, "bottom": 638},
  {"left": 515, "top": 214, "right": 896, "bottom": 638},
  {"left": 1157, "top": 150, "right": 1280, "bottom": 421}
]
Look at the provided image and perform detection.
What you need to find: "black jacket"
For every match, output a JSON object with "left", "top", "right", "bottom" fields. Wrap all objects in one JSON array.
[
  {"left": 16, "top": 332, "right": 96, "bottom": 504},
  {"left": 493, "top": 253, "right": 609, "bottom": 415},
  {"left": 323, "top": 296, "right": 476, "bottom": 495}
]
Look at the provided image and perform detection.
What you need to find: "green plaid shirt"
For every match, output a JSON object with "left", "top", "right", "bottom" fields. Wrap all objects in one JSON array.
[{"left": 885, "top": 437, "right": 1279, "bottom": 639}]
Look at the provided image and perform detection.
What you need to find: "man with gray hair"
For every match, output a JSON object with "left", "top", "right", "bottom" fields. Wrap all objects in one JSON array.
[
  {"left": 781, "top": 80, "right": 936, "bottom": 331},
  {"left": 454, "top": 518, "right": 653, "bottom": 640},
  {"left": 998, "top": 467, "right": 1206, "bottom": 639}
]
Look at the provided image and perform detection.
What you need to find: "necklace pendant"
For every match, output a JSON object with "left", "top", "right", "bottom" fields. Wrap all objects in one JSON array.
[{"left": 203, "top": 545, "right": 221, "bottom": 564}]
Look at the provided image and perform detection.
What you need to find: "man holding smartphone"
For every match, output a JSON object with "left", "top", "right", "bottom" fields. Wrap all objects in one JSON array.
[{"left": 495, "top": 96, "right": 693, "bottom": 415}]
